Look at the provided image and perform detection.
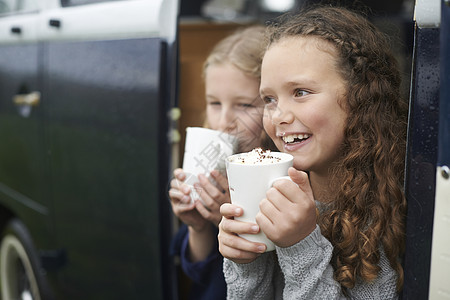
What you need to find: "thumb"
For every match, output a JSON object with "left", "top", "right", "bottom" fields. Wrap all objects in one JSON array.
[{"left": 288, "top": 167, "right": 314, "bottom": 201}]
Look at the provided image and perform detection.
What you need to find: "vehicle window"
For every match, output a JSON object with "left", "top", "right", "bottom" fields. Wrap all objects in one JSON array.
[
  {"left": 0, "top": 0, "right": 14, "bottom": 14},
  {"left": 61, "top": 0, "right": 125, "bottom": 8},
  {"left": 0, "top": 0, "right": 37, "bottom": 15}
]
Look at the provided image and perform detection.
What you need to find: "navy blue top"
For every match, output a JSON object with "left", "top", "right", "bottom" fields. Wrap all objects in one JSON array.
[{"left": 171, "top": 224, "right": 226, "bottom": 300}]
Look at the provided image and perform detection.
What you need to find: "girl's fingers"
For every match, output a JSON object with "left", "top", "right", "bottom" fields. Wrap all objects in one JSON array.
[
  {"left": 218, "top": 205, "right": 267, "bottom": 260},
  {"left": 194, "top": 181, "right": 219, "bottom": 210},
  {"left": 256, "top": 199, "right": 277, "bottom": 225},
  {"left": 168, "top": 188, "right": 188, "bottom": 203},
  {"left": 220, "top": 203, "right": 243, "bottom": 218},
  {"left": 168, "top": 188, "right": 182, "bottom": 200},
  {"left": 170, "top": 178, "right": 181, "bottom": 189},
  {"left": 169, "top": 194, "right": 195, "bottom": 217},
  {"left": 172, "top": 202, "right": 196, "bottom": 214},
  {"left": 287, "top": 168, "right": 314, "bottom": 203},
  {"left": 170, "top": 177, "right": 189, "bottom": 193},
  {"left": 169, "top": 189, "right": 194, "bottom": 208},
  {"left": 173, "top": 168, "right": 186, "bottom": 181},
  {"left": 170, "top": 177, "right": 194, "bottom": 199},
  {"left": 195, "top": 200, "right": 212, "bottom": 215},
  {"left": 197, "top": 174, "right": 225, "bottom": 203},
  {"left": 218, "top": 224, "right": 266, "bottom": 254},
  {"left": 210, "top": 170, "right": 229, "bottom": 193},
  {"left": 255, "top": 209, "right": 281, "bottom": 240},
  {"left": 269, "top": 177, "right": 302, "bottom": 205},
  {"left": 220, "top": 215, "right": 260, "bottom": 236},
  {"left": 219, "top": 242, "right": 263, "bottom": 263},
  {"left": 193, "top": 183, "right": 222, "bottom": 227},
  {"left": 194, "top": 199, "right": 221, "bottom": 226},
  {"left": 263, "top": 186, "right": 286, "bottom": 212}
]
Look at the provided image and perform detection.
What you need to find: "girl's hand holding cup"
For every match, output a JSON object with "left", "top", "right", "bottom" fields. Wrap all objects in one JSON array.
[
  {"left": 256, "top": 168, "right": 317, "bottom": 248},
  {"left": 169, "top": 168, "right": 231, "bottom": 229},
  {"left": 169, "top": 168, "right": 208, "bottom": 232},
  {"left": 194, "top": 170, "right": 231, "bottom": 226},
  {"left": 218, "top": 168, "right": 317, "bottom": 264},
  {"left": 218, "top": 203, "right": 266, "bottom": 264}
]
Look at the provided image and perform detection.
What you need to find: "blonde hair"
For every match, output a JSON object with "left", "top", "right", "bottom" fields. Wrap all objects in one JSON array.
[{"left": 203, "top": 25, "right": 266, "bottom": 79}]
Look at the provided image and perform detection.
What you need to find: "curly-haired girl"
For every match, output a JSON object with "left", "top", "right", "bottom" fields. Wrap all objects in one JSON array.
[{"left": 218, "top": 6, "right": 408, "bottom": 299}]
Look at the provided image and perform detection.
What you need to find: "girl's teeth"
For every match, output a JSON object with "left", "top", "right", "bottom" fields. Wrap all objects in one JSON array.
[
  {"left": 285, "top": 135, "right": 294, "bottom": 143},
  {"left": 282, "top": 134, "right": 310, "bottom": 143}
]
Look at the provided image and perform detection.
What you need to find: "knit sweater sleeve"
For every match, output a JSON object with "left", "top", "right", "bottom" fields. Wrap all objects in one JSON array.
[
  {"left": 276, "top": 225, "right": 399, "bottom": 300},
  {"left": 223, "top": 251, "right": 283, "bottom": 299}
]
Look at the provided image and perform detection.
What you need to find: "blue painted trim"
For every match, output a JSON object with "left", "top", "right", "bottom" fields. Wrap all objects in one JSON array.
[
  {"left": 402, "top": 26, "right": 440, "bottom": 300},
  {"left": 439, "top": 1, "right": 450, "bottom": 166}
]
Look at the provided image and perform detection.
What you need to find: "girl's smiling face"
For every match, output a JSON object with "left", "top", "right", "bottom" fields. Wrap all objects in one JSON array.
[
  {"left": 261, "top": 37, "right": 348, "bottom": 175},
  {"left": 205, "top": 63, "right": 264, "bottom": 152}
]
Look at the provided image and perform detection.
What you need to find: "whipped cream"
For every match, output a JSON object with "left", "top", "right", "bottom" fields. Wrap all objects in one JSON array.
[{"left": 231, "top": 148, "right": 282, "bottom": 165}]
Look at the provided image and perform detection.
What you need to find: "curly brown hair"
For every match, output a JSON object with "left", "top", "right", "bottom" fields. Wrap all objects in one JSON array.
[{"left": 266, "top": 6, "right": 408, "bottom": 292}]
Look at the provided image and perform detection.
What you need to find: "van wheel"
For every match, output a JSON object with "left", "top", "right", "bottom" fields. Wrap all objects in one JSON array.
[{"left": 0, "top": 219, "right": 43, "bottom": 300}]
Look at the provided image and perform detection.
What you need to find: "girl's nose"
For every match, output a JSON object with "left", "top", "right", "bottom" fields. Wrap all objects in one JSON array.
[
  {"left": 270, "top": 102, "right": 294, "bottom": 125},
  {"left": 218, "top": 109, "right": 237, "bottom": 133}
]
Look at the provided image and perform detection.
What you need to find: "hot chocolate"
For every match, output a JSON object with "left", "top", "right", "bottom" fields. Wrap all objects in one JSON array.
[{"left": 229, "top": 148, "right": 282, "bottom": 165}]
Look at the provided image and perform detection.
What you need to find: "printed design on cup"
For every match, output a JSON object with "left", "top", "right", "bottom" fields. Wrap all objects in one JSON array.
[
  {"left": 193, "top": 140, "right": 230, "bottom": 176},
  {"left": 183, "top": 173, "right": 203, "bottom": 202}
]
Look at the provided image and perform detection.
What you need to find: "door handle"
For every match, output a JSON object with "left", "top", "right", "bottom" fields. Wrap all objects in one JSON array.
[
  {"left": 11, "top": 26, "right": 22, "bottom": 34},
  {"left": 49, "top": 19, "right": 61, "bottom": 28},
  {"left": 13, "top": 91, "right": 41, "bottom": 106}
]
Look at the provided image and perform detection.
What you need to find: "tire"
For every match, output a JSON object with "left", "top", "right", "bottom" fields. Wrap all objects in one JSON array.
[{"left": 0, "top": 219, "right": 47, "bottom": 300}]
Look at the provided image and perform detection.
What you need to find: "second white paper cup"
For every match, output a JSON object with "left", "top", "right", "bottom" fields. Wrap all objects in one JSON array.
[{"left": 182, "top": 127, "right": 238, "bottom": 202}]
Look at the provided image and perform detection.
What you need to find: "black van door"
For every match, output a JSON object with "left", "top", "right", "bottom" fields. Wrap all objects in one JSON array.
[{"left": 0, "top": 0, "right": 179, "bottom": 299}]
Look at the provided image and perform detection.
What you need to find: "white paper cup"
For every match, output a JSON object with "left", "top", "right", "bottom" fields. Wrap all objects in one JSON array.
[
  {"left": 226, "top": 151, "right": 294, "bottom": 251},
  {"left": 182, "top": 127, "right": 238, "bottom": 202}
]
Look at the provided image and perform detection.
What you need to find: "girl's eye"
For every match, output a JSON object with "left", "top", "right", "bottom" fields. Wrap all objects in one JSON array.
[
  {"left": 208, "top": 101, "right": 221, "bottom": 106},
  {"left": 294, "top": 89, "right": 310, "bottom": 97},
  {"left": 238, "top": 103, "right": 254, "bottom": 109},
  {"left": 262, "top": 96, "right": 276, "bottom": 105}
]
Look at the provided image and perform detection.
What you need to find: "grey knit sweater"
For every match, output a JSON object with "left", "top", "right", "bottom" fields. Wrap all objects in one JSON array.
[{"left": 223, "top": 225, "right": 398, "bottom": 299}]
